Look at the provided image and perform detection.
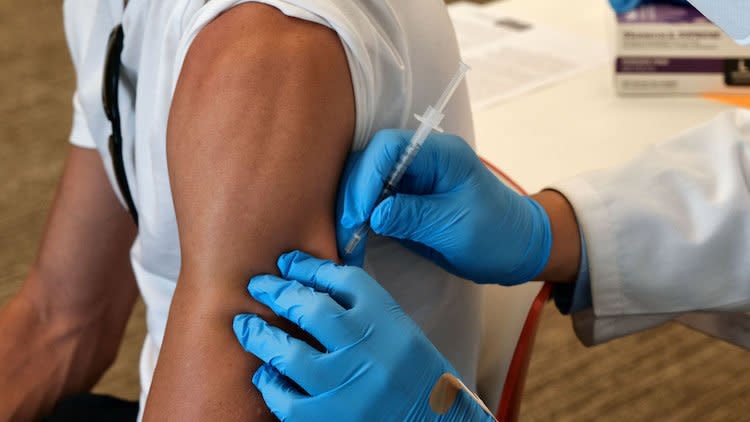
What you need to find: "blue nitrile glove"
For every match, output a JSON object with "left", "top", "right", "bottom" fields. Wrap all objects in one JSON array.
[
  {"left": 609, "top": 0, "right": 690, "bottom": 14},
  {"left": 337, "top": 129, "right": 552, "bottom": 285},
  {"left": 233, "top": 251, "right": 496, "bottom": 422}
]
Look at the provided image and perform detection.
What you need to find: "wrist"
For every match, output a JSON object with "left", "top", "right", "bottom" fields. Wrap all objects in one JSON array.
[
  {"left": 514, "top": 197, "right": 552, "bottom": 283},
  {"left": 531, "top": 190, "right": 581, "bottom": 283}
]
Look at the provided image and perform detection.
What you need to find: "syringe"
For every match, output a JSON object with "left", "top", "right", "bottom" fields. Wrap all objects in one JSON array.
[{"left": 343, "top": 61, "right": 471, "bottom": 256}]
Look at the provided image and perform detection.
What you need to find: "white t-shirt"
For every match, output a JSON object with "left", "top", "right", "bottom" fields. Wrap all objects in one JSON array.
[{"left": 63, "top": 0, "right": 487, "bottom": 415}]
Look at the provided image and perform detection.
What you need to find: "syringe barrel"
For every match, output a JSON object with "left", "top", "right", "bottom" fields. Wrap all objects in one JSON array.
[
  {"left": 346, "top": 107, "right": 440, "bottom": 255},
  {"left": 343, "top": 224, "right": 369, "bottom": 256},
  {"left": 344, "top": 133, "right": 427, "bottom": 256},
  {"left": 386, "top": 129, "right": 427, "bottom": 189},
  {"left": 385, "top": 106, "right": 442, "bottom": 188}
]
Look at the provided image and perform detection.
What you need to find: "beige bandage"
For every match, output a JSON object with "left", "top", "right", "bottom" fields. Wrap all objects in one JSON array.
[{"left": 429, "top": 373, "right": 497, "bottom": 420}]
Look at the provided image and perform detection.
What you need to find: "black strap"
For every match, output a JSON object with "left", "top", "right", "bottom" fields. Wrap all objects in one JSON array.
[{"left": 104, "top": 25, "right": 139, "bottom": 225}]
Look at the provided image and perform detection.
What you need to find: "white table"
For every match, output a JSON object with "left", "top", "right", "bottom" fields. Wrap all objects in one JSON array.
[{"left": 473, "top": 0, "right": 729, "bottom": 190}]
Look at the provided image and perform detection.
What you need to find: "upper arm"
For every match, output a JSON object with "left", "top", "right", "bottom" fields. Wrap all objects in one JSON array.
[
  {"left": 145, "top": 4, "right": 355, "bottom": 420},
  {"left": 168, "top": 3, "right": 354, "bottom": 282}
]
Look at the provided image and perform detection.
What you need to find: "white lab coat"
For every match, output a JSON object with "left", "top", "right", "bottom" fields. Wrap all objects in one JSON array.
[{"left": 551, "top": 109, "right": 750, "bottom": 346}]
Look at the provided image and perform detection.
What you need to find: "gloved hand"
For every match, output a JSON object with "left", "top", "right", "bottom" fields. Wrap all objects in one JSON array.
[
  {"left": 337, "top": 129, "right": 552, "bottom": 285},
  {"left": 608, "top": 0, "right": 689, "bottom": 14},
  {"left": 233, "top": 251, "right": 496, "bottom": 422}
]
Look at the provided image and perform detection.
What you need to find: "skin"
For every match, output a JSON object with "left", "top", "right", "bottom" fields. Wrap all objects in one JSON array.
[
  {"left": 534, "top": 190, "right": 582, "bottom": 283},
  {"left": 0, "top": 147, "right": 138, "bottom": 421},
  {"left": 143, "top": 4, "right": 354, "bottom": 421}
]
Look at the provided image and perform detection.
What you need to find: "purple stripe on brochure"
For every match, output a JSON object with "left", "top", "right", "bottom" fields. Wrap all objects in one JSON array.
[
  {"left": 616, "top": 57, "right": 724, "bottom": 73},
  {"left": 617, "top": 5, "right": 708, "bottom": 24}
]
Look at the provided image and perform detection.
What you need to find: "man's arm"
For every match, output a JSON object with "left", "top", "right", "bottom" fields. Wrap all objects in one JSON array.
[
  {"left": 0, "top": 147, "right": 138, "bottom": 420},
  {"left": 144, "top": 4, "right": 355, "bottom": 420}
]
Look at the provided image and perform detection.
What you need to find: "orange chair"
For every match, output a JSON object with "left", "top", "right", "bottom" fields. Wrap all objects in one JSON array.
[
  {"left": 481, "top": 157, "right": 552, "bottom": 422},
  {"left": 496, "top": 283, "right": 551, "bottom": 422}
]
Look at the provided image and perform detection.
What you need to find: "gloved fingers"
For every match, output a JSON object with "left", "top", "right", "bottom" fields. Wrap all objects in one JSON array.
[
  {"left": 370, "top": 193, "right": 458, "bottom": 246},
  {"left": 342, "top": 129, "right": 475, "bottom": 202},
  {"left": 337, "top": 142, "right": 392, "bottom": 239},
  {"left": 233, "top": 314, "right": 327, "bottom": 394},
  {"left": 336, "top": 130, "right": 476, "bottom": 261},
  {"left": 277, "top": 250, "right": 332, "bottom": 281},
  {"left": 277, "top": 251, "right": 371, "bottom": 307},
  {"left": 252, "top": 364, "right": 305, "bottom": 421},
  {"left": 335, "top": 133, "right": 399, "bottom": 262},
  {"left": 337, "top": 129, "right": 461, "bottom": 227},
  {"left": 367, "top": 129, "right": 480, "bottom": 194},
  {"left": 394, "top": 131, "right": 479, "bottom": 195},
  {"left": 608, "top": 0, "right": 642, "bottom": 14},
  {"left": 248, "top": 275, "right": 359, "bottom": 351}
]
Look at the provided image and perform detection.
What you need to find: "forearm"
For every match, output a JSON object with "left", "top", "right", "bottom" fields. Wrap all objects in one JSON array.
[
  {"left": 0, "top": 274, "right": 134, "bottom": 420},
  {"left": 0, "top": 290, "right": 57, "bottom": 421},
  {"left": 0, "top": 147, "right": 138, "bottom": 419}
]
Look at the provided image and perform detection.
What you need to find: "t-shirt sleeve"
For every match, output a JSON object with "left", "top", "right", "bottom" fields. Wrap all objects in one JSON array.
[
  {"left": 63, "top": 0, "right": 98, "bottom": 149},
  {"left": 69, "top": 92, "right": 97, "bottom": 149},
  {"left": 173, "top": 0, "right": 410, "bottom": 151}
]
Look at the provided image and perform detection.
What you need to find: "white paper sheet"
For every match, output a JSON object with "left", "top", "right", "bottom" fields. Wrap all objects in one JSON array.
[{"left": 448, "top": 2, "right": 608, "bottom": 110}]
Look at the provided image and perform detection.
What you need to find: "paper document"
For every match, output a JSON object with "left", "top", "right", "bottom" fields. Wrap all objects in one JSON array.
[{"left": 448, "top": 2, "right": 608, "bottom": 110}]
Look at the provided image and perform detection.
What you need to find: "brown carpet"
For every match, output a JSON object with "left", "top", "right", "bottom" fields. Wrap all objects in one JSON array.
[{"left": 1, "top": 1, "right": 748, "bottom": 420}]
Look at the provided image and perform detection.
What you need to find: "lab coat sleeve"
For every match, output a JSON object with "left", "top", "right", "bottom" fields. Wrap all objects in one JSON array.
[{"left": 549, "top": 109, "right": 750, "bottom": 346}]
